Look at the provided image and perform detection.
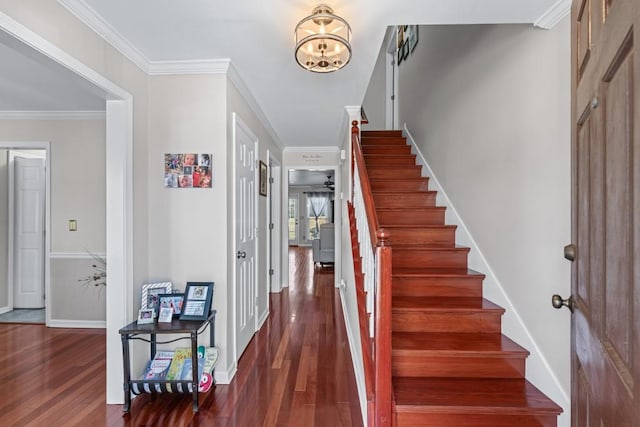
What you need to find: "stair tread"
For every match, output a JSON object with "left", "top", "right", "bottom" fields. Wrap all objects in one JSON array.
[
  {"left": 383, "top": 224, "right": 456, "bottom": 230},
  {"left": 393, "top": 296, "right": 504, "bottom": 312},
  {"left": 392, "top": 332, "right": 528, "bottom": 355},
  {"left": 369, "top": 177, "right": 427, "bottom": 181},
  {"left": 393, "top": 377, "right": 562, "bottom": 414},
  {"left": 393, "top": 267, "right": 485, "bottom": 278}
]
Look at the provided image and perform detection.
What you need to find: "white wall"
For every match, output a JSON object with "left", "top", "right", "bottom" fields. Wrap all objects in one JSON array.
[
  {"left": 396, "top": 21, "right": 571, "bottom": 423},
  {"left": 0, "top": 120, "right": 107, "bottom": 322},
  {"left": 0, "top": 149, "right": 7, "bottom": 308},
  {"left": 362, "top": 44, "right": 387, "bottom": 130},
  {"left": 147, "top": 73, "right": 227, "bottom": 372}
]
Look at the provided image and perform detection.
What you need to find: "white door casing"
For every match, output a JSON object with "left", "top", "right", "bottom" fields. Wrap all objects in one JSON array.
[
  {"left": 233, "top": 113, "right": 258, "bottom": 360},
  {"left": 288, "top": 193, "right": 299, "bottom": 246},
  {"left": 12, "top": 154, "right": 45, "bottom": 308}
]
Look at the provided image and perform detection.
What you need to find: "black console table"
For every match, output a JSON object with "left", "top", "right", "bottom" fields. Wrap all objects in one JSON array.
[{"left": 118, "top": 310, "right": 216, "bottom": 413}]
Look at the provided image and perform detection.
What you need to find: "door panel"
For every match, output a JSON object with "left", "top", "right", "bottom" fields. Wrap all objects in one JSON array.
[
  {"left": 234, "top": 116, "right": 257, "bottom": 359},
  {"left": 14, "top": 156, "right": 45, "bottom": 309},
  {"left": 571, "top": 0, "right": 639, "bottom": 424}
]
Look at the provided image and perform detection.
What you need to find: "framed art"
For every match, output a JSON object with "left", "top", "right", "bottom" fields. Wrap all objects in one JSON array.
[
  {"left": 156, "top": 293, "right": 184, "bottom": 318},
  {"left": 158, "top": 307, "right": 173, "bottom": 323},
  {"left": 164, "top": 153, "right": 213, "bottom": 188},
  {"left": 179, "top": 282, "right": 214, "bottom": 321},
  {"left": 141, "top": 282, "right": 173, "bottom": 314},
  {"left": 259, "top": 160, "right": 268, "bottom": 197}
]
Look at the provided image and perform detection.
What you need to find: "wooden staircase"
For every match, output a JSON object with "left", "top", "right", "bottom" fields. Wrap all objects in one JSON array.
[{"left": 360, "top": 130, "right": 562, "bottom": 427}]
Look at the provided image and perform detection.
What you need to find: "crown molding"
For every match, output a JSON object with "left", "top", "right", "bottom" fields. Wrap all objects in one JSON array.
[
  {"left": 0, "top": 110, "right": 105, "bottom": 120},
  {"left": 534, "top": 0, "right": 571, "bottom": 29},
  {"left": 57, "top": 0, "right": 150, "bottom": 72},
  {"left": 227, "top": 63, "right": 283, "bottom": 149},
  {"left": 147, "top": 59, "right": 231, "bottom": 75}
]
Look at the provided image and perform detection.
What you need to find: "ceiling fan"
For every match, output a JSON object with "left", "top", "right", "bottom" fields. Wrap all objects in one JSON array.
[{"left": 324, "top": 175, "right": 335, "bottom": 190}]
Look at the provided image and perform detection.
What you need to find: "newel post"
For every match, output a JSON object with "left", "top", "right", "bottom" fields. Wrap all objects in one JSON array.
[{"left": 375, "top": 228, "right": 392, "bottom": 426}]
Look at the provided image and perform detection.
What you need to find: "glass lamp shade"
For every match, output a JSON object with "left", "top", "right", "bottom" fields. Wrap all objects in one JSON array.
[{"left": 294, "top": 5, "right": 352, "bottom": 73}]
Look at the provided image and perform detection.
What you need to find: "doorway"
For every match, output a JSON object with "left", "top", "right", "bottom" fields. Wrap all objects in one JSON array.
[{"left": 0, "top": 144, "right": 49, "bottom": 324}]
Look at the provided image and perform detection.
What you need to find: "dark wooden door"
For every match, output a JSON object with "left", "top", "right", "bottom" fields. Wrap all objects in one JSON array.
[{"left": 571, "top": 0, "right": 640, "bottom": 425}]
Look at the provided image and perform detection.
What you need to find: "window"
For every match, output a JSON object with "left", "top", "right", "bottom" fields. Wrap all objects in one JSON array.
[{"left": 307, "top": 194, "right": 330, "bottom": 240}]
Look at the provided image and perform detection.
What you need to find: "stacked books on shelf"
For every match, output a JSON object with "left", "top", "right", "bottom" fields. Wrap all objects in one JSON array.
[{"left": 140, "top": 346, "right": 220, "bottom": 393}]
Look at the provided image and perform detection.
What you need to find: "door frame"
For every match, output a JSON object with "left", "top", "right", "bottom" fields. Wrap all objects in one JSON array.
[
  {"left": 267, "top": 152, "right": 282, "bottom": 293},
  {"left": 282, "top": 149, "right": 341, "bottom": 289},
  {"left": 287, "top": 191, "right": 300, "bottom": 246},
  {"left": 231, "top": 113, "right": 259, "bottom": 365},
  {"left": 0, "top": 12, "right": 134, "bottom": 404},
  {"left": 385, "top": 26, "right": 399, "bottom": 130},
  {"left": 1, "top": 143, "right": 50, "bottom": 316}
]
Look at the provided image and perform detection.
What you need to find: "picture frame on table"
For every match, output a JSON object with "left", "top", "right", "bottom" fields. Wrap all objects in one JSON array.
[
  {"left": 158, "top": 307, "right": 174, "bottom": 323},
  {"left": 137, "top": 308, "right": 154, "bottom": 325},
  {"left": 179, "top": 282, "right": 214, "bottom": 321},
  {"left": 259, "top": 160, "right": 268, "bottom": 197},
  {"left": 141, "top": 282, "right": 173, "bottom": 315},
  {"left": 156, "top": 293, "right": 185, "bottom": 318}
]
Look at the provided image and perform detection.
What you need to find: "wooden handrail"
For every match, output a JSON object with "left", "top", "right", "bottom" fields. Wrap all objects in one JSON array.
[
  {"left": 349, "top": 120, "right": 393, "bottom": 427},
  {"left": 351, "top": 120, "right": 381, "bottom": 246}
]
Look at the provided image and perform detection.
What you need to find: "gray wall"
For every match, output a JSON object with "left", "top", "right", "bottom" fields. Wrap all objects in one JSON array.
[
  {"left": 0, "top": 119, "right": 106, "bottom": 322},
  {"left": 362, "top": 21, "right": 571, "bottom": 424},
  {"left": 362, "top": 42, "right": 387, "bottom": 129}
]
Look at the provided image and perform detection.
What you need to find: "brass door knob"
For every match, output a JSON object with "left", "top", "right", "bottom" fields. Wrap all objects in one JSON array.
[
  {"left": 564, "top": 244, "right": 576, "bottom": 262},
  {"left": 552, "top": 294, "right": 575, "bottom": 313}
]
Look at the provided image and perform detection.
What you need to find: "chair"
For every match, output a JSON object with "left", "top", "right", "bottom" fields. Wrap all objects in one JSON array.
[{"left": 312, "top": 223, "right": 335, "bottom": 265}]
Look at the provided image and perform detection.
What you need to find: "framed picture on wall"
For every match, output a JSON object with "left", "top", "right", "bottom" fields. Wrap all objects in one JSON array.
[
  {"left": 259, "top": 160, "right": 268, "bottom": 197},
  {"left": 164, "top": 153, "right": 213, "bottom": 188}
]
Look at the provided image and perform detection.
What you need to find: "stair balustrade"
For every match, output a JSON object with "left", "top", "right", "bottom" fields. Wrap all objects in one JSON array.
[{"left": 349, "top": 120, "right": 392, "bottom": 427}]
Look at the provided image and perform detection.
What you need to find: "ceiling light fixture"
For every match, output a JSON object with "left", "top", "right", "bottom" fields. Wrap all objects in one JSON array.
[{"left": 294, "top": 5, "right": 352, "bottom": 73}]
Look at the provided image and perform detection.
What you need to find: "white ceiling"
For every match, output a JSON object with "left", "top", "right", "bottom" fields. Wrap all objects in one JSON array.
[{"left": 0, "top": 0, "right": 567, "bottom": 145}]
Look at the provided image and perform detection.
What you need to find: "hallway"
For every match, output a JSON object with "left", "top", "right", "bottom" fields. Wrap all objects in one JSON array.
[{"left": 0, "top": 247, "right": 362, "bottom": 426}]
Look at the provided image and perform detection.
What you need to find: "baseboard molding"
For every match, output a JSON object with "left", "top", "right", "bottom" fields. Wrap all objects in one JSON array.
[
  {"left": 339, "top": 284, "right": 367, "bottom": 426},
  {"left": 215, "top": 364, "right": 236, "bottom": 385},
  {"left": 403, "top": 124, "right": 570, "bottom": 411},
  {"left": 0, "top": 306, "right": 11, "bottom": 315},
  {"left": 48, "top": 319, "right": 106, "bottom": 328},
  {"left": 257, "top": 309, "right": 269, "bottom": 330},
  {"left": 50, "top": 251, "right": 106, "bottom": 259}
]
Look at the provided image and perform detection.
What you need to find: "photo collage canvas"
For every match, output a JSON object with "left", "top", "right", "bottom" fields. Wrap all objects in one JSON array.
[{"left": 164, "top": 153, "right": 213, "bottom": 188}]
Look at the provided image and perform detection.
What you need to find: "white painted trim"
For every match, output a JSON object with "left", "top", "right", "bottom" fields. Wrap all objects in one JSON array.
[
  {"left": 0, "top": 9, "right": 134, "bottom": 406},
  {"left": 0, "top": 111, "right": 105, "bottom": 120},
  {"left": 403, "top": 124, "right": 571, "bottom": 408},
  {"left": 48, "top": 319, "right": 106, "bottom": 328},
  {"left": 227, "top": 63, "right": 283, "bottom": 149},
  {"left": 50, "top": 251, "right": 107, "bottom": 259},
  {"left": 56, "top": 0, "right": 150, "bottom": 72},
  {"left": 267, "top": 153, "right": 282, "bottom": 293},
  {"left": 214, "top": 364, "right": 236, "bottom": 385},
  {"left": 147, "top": 58, "right": 230, "bottom": 75},
  {"left": 385, "top": 27, "right": 399, "bottom": 130},
  {"left": 0, "top": 306, "right": 11, "bottom": 315},
  {"left": 339, "top": 284, "right": 367, "bottom": 426},
  {"left": 534, "top": 0, "right": 571, "bottom": 29}
]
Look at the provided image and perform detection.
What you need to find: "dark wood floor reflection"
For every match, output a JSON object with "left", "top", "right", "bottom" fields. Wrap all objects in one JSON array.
[{"left": 0, "top": 247, "right": 362, "bottom": 426}]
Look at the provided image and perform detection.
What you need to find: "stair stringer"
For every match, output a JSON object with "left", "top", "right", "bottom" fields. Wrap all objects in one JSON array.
[{"left": 403, "top": 124, "right": 570, "bottom": 425}]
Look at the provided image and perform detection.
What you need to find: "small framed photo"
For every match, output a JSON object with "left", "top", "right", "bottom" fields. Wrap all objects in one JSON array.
[
  {"left": 157, "top": 293, "right": 184, "bottom": 318},
  {"left": 158, "top": 306, "right": 173, "bottom": 323},
  {"left": 259, "top": 160, "right": 268, "bottom": 197},
  {"left": 179, "top": 282, "right": 214, "bottom": 321},
  {"left": 141, "top": 282, "right": 173, "bottom": 315},
  {"left": 137, "top": 308, "right": 154, "bottom": 325}
]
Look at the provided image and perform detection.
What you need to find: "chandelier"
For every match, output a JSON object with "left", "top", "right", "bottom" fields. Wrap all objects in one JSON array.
[{"left": 294, "top": 5, "right": 352, "bottom": 73}]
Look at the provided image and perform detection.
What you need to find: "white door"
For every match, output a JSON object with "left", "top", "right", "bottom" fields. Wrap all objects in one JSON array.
[
  {"left": 13, "top": 156, "right": 45, "bottom": 308},
  {"left": 234, "top": 115, "right": 258, "bottom": 358}
]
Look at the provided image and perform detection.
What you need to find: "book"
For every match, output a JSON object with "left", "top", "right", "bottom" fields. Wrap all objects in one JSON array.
[
  {"left": 141, "top": 350, "right": 174, "bottom": 380},
  {"left": 165, "top": 347, "right": 191, "bottom": 380},
  {"left": 199, "top": 347, "right": 220, "bottom": 392},
  {"left": 180, "top": 357, "right": 205, "bottom": 381}
]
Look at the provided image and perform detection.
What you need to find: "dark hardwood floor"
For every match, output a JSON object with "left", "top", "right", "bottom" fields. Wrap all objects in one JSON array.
[{"left": 0, "top": 247, "right": 362, "bottom": 426}]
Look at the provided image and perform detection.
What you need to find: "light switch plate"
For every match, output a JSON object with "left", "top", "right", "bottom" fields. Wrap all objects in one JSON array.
[{"left": 69, "top": 220, "right": 77, "bottom": 231}]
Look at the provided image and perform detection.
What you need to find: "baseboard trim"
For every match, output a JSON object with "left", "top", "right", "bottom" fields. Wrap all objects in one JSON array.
[
  {"left": 215, "top": 364, "right": 236, "bottom": 385},
  {"left": 403, "top": 124, "right": 570, "bottom": 410},
  {"left": 0, "top": 306, "right": 11, "bottom": 315},
  {"left": 48, "top": 319, "right": 106, "bottom": 328},
  {"left": 339, "top": 284, "right": 367, "bottom": 426}
]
